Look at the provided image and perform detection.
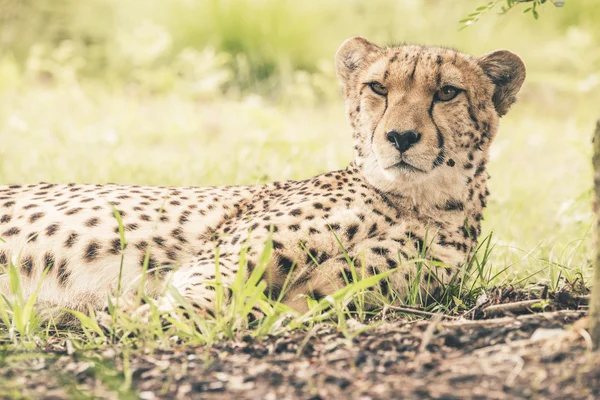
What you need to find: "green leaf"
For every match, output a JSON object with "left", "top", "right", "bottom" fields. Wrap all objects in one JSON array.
[
  {"left": 111, "top": 207, "right": 128, "bottom": 251},
  {"left": 65, "top": 308, "right": 104, "bottom": 337}
]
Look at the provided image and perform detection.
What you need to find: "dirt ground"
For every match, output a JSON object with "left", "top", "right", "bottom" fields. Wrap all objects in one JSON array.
[{"left": 1, "top": 289, "right": 598, "bottom": 400}]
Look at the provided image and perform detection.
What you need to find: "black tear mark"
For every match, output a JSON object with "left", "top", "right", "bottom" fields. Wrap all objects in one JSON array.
[
  {"left": 432, "top": 149, "right": 446, "bottom": 168},
  {"left": 465, "top": 92, "right": 481, "bottom": 131},
  {"left": 428, "top": 100, "right": 446, "bottom": 168},
  {"left": 369, "top": 93, "right": 389, "bottom": 150},
  {"left": 428, "top": 101, "right": 445, "bottom": 149}
]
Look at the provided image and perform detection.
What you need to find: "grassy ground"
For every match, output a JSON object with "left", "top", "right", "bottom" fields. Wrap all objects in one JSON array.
[{"left": 1, "top": 0, "right": 600, "bottom": 398}]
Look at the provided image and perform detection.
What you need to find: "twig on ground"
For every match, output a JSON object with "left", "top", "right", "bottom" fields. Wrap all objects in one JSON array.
[
  {"left": 482, "top": 299, "right": 546, "bottom": 317},
  {"left": 385, "top": 305, "right": 459, "bottom": 320},
  {"left": 443, "top": 310, "right": 586, "bottom": 328}
]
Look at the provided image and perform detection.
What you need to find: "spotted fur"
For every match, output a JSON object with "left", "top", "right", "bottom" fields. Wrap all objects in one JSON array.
[{"left": 0, "top": 37, "right": 525, "bottom": 316}]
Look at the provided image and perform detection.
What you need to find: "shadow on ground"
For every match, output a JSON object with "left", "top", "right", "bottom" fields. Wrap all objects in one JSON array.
[{"left": 1, "top": 290, "right": 598, "bottom": 399}]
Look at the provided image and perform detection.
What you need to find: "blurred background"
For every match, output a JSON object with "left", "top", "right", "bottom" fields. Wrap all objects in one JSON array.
[{"left": 0, "top": 0, "right": 598, "bottom": 286}]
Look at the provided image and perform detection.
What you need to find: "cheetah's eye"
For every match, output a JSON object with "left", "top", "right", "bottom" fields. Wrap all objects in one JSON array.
[
  {"left": 368, "top": 82, "right": 388, "bottom": 96},
  {"left": 435, "top": 86, "right": 462, "bottom": 102}
]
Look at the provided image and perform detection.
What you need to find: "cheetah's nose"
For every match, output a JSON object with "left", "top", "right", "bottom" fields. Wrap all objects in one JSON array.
[{"left": 386, "top": 130, "right": 421, "bottom": 153}]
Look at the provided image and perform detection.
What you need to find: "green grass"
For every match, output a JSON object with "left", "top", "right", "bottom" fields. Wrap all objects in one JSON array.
[{"left": 0, "top": 0, "right": 598, "bottom": 396}]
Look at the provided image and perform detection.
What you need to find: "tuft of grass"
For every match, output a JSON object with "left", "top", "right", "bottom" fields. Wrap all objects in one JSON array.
[{"left": 0, "top": 257, "right": 49, "bottom": 344}]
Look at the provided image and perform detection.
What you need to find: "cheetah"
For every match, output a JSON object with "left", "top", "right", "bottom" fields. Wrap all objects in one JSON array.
[{"left": 0, "top": 37, "right": 525, "bottom": 318}]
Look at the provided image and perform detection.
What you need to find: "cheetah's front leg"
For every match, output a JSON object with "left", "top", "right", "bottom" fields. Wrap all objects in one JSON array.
[
  {"left": 158, "top": 256, "right": 240, "bottom": 317},
  {"left": 110, "top": 256, "right": 239, "bottom": 322},
  {"left": 283, "top": 238, "right": 450, "bottom": 312}
]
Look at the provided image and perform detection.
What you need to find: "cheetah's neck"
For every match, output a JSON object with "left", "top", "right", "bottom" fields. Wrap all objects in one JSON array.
[{"left": 348, "top": 159, "right": 488, "bottom": 247}]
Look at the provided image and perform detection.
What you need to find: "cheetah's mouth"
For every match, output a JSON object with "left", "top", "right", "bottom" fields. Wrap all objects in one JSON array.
[{"left": 390, "top": 161, "right": 426, "bottom": 173}]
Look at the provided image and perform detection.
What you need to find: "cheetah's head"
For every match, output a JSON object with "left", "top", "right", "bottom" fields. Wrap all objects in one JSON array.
[{"left": 336, "top": 37, "right": 525, "bottom": 200}]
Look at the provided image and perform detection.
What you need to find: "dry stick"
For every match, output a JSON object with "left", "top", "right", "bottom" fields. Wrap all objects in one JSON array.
[
  {"left": 385, "top": 305, "right": 458, "bottom": 320},
  {"left": 590, "top": 119, "right": 600, "bottom": 350},
  {"left": 482, "top": 299, "right": 546, "bottom": 318},
  {"left": 441, "top": 310, "right": 585, "bottom": 328}
]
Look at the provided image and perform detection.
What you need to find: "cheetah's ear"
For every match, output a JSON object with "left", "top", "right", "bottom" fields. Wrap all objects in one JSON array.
[
  {"left": 477, "top": 50, "right": 526, "bottom": 117},
  {"left": 335, "top": 37, "right": 381, "bottom": 90}
]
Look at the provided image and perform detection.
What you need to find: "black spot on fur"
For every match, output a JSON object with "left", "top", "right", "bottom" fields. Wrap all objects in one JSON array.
[
  {"left": 311, "top": 290, "right": 326, "bottom": 301},
  {"left": 277, "top": 255, "right": 295, "bottom": 274},
  {"left": 443, "top": 200, "right": 464, "bottom": 211},
  {"left": 152, "top": 236, "right": 166, "bottom": 248},
  {"left": 84, "top": 241, "right": 101, "bottom": 262},
  {"left": 432, "top": 149, "right": 446, "bottom": 168},
  {"left": 385, "top": 258, "right": 398, "bottom": 269},
  {"left": 65, "top": 232, "right": 78, "bottom": 248},
  {"left": 318, "top": 252, "right": 330, "bottom": 264},
  {"left": 474, "top": 161, "right": 486, "bottom": 177},
  {"left": 0, "top": 215, "right": 11, "bottom": 224},
  {"left": 45, "top": 223, "right": 59, "bottom": 236},
  {"left": 346, "top": 224, "right": 359, "bottom": 241},
  {"left": 379, "top": 278, "right": 392, "bottom": 297},
  {"left": 43, "top": 252, "right": 55, "bottom": 271},
  {"left": 179, "top": 211, "right": 191, "bottom": 224},
  {"left": 368, "top": 223, "right": 378, "bottom": 238},
  {"left": 22, "top": 256, "right": 34, "bottom": 276},
  {"left": 305, "top": 248, "right": 319, "bottom": 265},
  {"left": 148, "top": 257, "right": 162, "bottom": 272},
  {"left": 85, "top": 217, "right": 100, "bottom": 227},
  {"left": 371, "top": 247, "right": 390, "bottom": 256},
  {"left": 3, "top": 227, "right": 20, "bottom": 236},
  {"left": 406, "top": 232, "right": 426, "bottom": 252},
  {"left": 165, "top": 248, "right": 177, "bottom": 261},
  {"left": 288, "top": 224, "right": 300, "bottom": 232},
  {"left": 125, "top": 223, "right": 139, "bottom": 231},
  {"left": 109, "top": 238, "right": 122, "bottom": 255},
  {"left": 171, "top": 228, "right": 187, "bottom": 244},
  {"left": 339, "top": 269, "right": 354, "bottom": 284},
  {"left": 29, "top": 212, "right": 44, "bottom": 223},
  {"left": 57, "top": 260, "right": 70, "bottom": 286}
]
